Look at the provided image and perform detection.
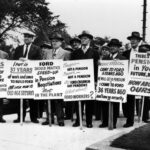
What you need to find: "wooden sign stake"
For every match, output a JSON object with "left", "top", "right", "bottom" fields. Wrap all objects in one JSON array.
[
  {"left": 48, "top": 100, "right": 52, "bottom": 126},
  {"left": 108, "top": 102, "right": 113, "bottom": 130}
]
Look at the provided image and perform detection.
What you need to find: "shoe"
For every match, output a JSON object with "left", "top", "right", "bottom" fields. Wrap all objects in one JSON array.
[
  {"left": 123, "top": 123, "right": 133, "bottom": 128},
  {"left": 64, "top": 116, "right": 71, "bottom": 120},
  {"left": 72, "top": 122, "right": 80, "bottom": 127},
  {"left": 42, "top": 121, "right": 49, "bottom": 125},
  {"left": 87, "top": 124, "right": 93, "bottom": 128},
  {"left": 142, "top": 120, "right": 148, "bottom": 123},
  {"left": 0, "top": 118, "right": 6, "bottom": 123},
  {"left": 58, "top": 122, "right": 65, "bottom": 126},
  {"left": 99, "top": 124, "right": 108, "bottom": 128},
  {"left": 13, "top": 119, "right": 20, "bottom": 123},
  {"left": 32, "top": 120, "right": 39, "bottom": 123}
]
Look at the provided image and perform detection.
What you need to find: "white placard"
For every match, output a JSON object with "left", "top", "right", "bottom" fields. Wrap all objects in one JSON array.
[
  {"left": 96, "top": 60, "right": 128, "bottom": 103},
  {"left": 33, "top": 60, "right": 63, "bottom": 99},
  {"left": 127, "top": 52, "right": 150, "bottom": 96},
  {"left": 63, "top": 59, "right": 95, "bottom": 101},
  {"left": 7, "top": 60, "right": 34, "bottom": 99}
]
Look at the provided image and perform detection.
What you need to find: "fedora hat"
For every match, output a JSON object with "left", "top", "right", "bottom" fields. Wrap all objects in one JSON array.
[
  {"left": 70, "top": 36, "right": 81, "bottom": 45},
  {"left": 49, "top": 33, "right": 64, "bottom": 41},
  {"left": 23, "top": 30, "right": 36, "bottom": 37},
  {"left": 139, "top": 43, "right": 150, "bottom": 52},
  {"left": 107, "top": 39, "right": 122, "bottom": 47},
  {"left": 40, "top": 42, "right": 51, "bottom": 49},
  {"left": 127, "top": 31, "right": 143, "bottom": 40},
  {"left": 78, "top": 31, "right": 93, "bottom": 40},
  {"left": 101, "top": 45, "right": 110, "bottom": 51}
]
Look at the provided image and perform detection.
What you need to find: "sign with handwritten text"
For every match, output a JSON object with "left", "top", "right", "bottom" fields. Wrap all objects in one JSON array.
[
  {"left": 96, "top": 60, "right": 128, "bottom": 103},
  {"left": 127, "top": 52, "right": 150, "bottom": 96},
  {"left": 6, "top": 61, "right": 34, "bottom": 99},
  {"left": 32, "top": 60, "right": 63, "bottom": 99},
  {"left": 63, "top": 59, "right": 95, "bottom": 101}
]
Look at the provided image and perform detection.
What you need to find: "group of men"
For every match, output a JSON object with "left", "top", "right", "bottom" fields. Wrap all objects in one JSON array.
[{"left": 0, "top": 30, "right": 149, "bottom": 129}]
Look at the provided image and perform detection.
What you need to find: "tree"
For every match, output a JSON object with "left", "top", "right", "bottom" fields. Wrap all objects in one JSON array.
[{"left": 0, "top": 0, "right": 70, "bottom": 45}]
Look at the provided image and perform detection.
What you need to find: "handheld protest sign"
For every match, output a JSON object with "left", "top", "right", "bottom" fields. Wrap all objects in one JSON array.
[
  {"left": 63, "top": 59, "right": 95, "bottom": 101},
  {"left": 127, "top": 52, "right": 150, "bottom": 96},
  {"left": 32, "top": 60, "right": 63, "bottom": 126},
  {"left": 0, "top": 60, "right": 7, "bottom": 98},
  {"left": 6, "top": 60, "right": 34, "bottom": 99},
  {"left": 63, "top": 59, "right": 95, "bottom": 129},
  {"left": 32, "top": 60, "right": 63, "bottom": 100},
  {"left": 96, "top": 60, "right": 128, "bottom": 103},
  {"left": 108, "top": 102, "right": 113, "bottom": 130},
  {"left": 6, "top": 60, "right": 34, "bottom": 126}
]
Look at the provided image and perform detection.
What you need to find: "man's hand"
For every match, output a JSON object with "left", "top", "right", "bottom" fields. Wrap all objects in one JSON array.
[{"left": 19, "top": 57, "right": 28, "bottom": 61}]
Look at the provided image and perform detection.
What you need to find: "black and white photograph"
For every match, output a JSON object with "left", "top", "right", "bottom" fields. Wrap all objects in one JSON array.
[{"left": 0, "top": 0, "right": 150, "bottom": 149}]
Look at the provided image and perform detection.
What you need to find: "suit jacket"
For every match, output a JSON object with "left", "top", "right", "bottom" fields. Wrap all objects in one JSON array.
[
  {"left": 0, "top": 50, "right": 9, "bottom": 59},
  {"left": 71, "top": 46, "right": 99, "bottom": 81},
  {"left": 122, "top": 49, "right": 131, "bottom": 60},
  {"left": 112, "top": 53, "right": 126, "bottom": 60},
  {"left": 13, "top": 44, "right": 41, "bottom": 60},
  {"left": 42, "top": 47, "right": 71, "bottom": 61}
]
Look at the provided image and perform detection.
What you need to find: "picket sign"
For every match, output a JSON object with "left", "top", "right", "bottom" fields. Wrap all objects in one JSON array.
[
  {"left": 63, "top": 59, "right": 95, "bottom": 129},
  {"left": 96, "top": 60, "right": 128, "bottom": 130},
  {"left": 128, "top": 52, "right": 150, "bottom": 123}
]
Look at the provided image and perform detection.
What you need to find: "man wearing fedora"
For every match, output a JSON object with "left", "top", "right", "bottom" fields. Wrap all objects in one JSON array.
[
  {"left": 13, "top": 31, "right": 41, "bottom": 123},
  {"left": 42, "top": 33, "right": 71, "bottom": 126},
  {"left": 70, "top": 36, "right": 81, "bottom": 51},
  {"left": 99, "top": 39, "right": 125, "bottom": 128},
  {"left": 122, "top": 31, "right": 142, "bottom": 127},
  {"left": 71, "top": 31, "right": 99, "bottom": 128}
]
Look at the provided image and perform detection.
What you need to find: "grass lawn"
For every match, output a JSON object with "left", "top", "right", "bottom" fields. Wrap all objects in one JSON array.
[{"left": 111, "top": 123, "right": 150, "bottom": 150}]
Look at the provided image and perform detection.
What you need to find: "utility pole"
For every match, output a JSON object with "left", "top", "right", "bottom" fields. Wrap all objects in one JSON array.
[{"left": 142, "top": 0, "right": 147, "bottom": 42}]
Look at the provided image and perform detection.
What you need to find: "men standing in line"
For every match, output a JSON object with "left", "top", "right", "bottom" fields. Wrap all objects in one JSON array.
[
  {"left": 71, "top": 31, "right": 99, "bottom": 128},
  {"left": 99, "top": 39, "right": 125, "bottom": 128},
  {"left": 13, "top": 31, "right": 41, "bottom": 123},
  {"left": 42, "top": 33, "right": 71, "bottom": 126},
  {"left": 122, "top": 31, "right": 142, "bottom": 127},
  {"left": 0, "top": 38, "right": 9, "bottom": 123}
]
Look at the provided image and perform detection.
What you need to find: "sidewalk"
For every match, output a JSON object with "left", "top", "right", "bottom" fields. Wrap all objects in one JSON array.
[{"left": 0, "top": 113, "right": 145, "bottom": 150}]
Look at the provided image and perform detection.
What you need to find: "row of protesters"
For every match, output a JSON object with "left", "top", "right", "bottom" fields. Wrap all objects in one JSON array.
[
  {"left": 27, "top": 31, "right": 150, "bottom": 128},
  {"left": 0, "top": 30, "right": 149, "bottom": 129}
]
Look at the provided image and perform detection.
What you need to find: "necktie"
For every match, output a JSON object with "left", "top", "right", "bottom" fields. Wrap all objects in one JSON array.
[
  {"left": 82, "top": 46, "right": 87, "bottom": 53},
  {"left": 52, "top": 49, "right": 56, "bottom": 58},
  {"left": 24, "top": 45, "right": 29, "bottom": 58}
]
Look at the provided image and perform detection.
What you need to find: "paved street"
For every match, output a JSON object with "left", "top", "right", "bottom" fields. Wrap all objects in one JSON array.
[{"left": 0, "top": 113, "right": 145, "bottom": 150}]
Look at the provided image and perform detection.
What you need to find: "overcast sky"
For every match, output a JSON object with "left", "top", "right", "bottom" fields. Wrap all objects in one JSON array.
[{"left": 48, "top": 0, "right": 150, "bottom": 44}]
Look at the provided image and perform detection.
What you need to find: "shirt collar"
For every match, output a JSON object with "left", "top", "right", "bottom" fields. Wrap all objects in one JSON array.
[{"left": 82, "top": 44, "right": 90, "bottom": 53}]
